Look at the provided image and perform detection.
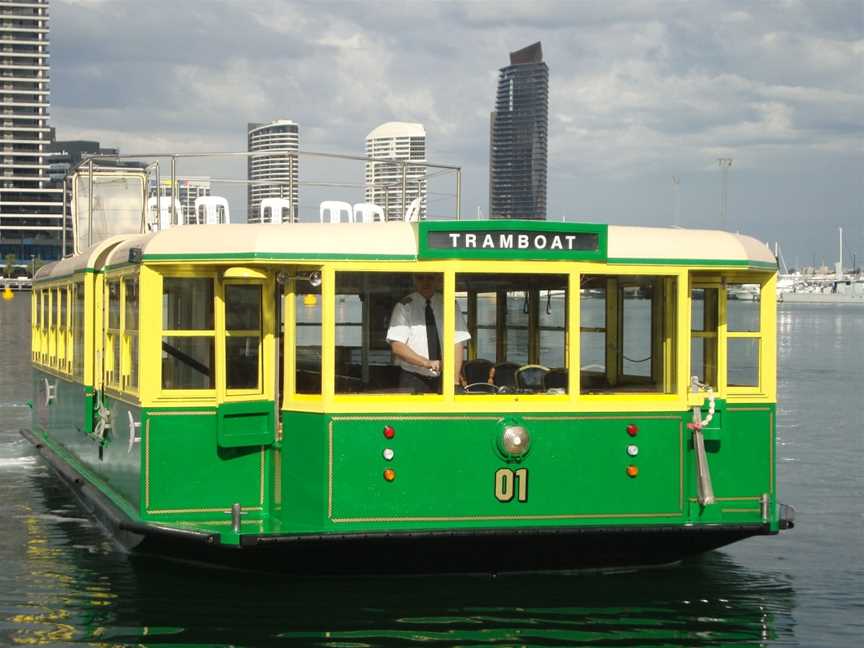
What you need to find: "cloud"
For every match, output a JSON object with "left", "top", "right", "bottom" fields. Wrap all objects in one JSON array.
[{"left": 49, "top": 0, "right": 863, "bottom": 262}]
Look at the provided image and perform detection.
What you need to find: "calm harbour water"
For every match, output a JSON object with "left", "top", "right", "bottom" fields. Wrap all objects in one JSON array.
[{"left": 0, "top": 293, "right": 861, "bottom": 647}]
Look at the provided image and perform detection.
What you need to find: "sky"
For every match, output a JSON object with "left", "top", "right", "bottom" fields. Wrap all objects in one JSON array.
[{"left": 51, "top": 0, "right": 863, "bottom": 269}]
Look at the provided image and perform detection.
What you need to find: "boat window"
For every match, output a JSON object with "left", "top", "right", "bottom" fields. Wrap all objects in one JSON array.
[
  {"left": 295, "top": 281, "right": 322, "bottom": 394},
  {"left": 225, "top": 284, "right": 262, "bottom": 391},
  {"left": 31, "top": 288, "right": 38, "bottom": 363},
  {"left": 124, "top": 276, "right": 139, "bottom": 391},
  {"left": 161, "top": 277, "right": 215, "bottom": 390},
  {"left": 580, "top": 275, "right": 677, "bottom": 394},
  {"left": 56, "top": 287, "right": 67, "bottom": 369},
  {"left": 48, "top": 288, "right": 56, "bottom": 366},
  {"left": 728, "top": 338, "right": 759, "bottom": 387},
  {"left": 727, "top": 284, "right": 761, "bottom": 332},
  {"left": 726, "top": 283, "right": 762, "bottom": 388},
  {"left": 163, "top": 278, "right": 214, "bottom": 330},
  {"left": 105, "top": 280, "right": 121, "bottom": 388},
  {"left": 38, "top": 289, "right": 46, "bottom": 363},
  {"left": 691, "top": 288, "right": 718, "bottom": 388},
  {"left": 456, "top": 273, "right": 568, "bottom": 394},
  {"left": 333, "top": 271, "right": 451, "bottom": 395},
  {"left": 72, "top": 281, "right": 85, "bottom": 380}
]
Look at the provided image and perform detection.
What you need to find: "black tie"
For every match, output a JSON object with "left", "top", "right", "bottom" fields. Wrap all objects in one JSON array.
[{"left": 425, "top": 298, "right": 441, "bottom": 362}]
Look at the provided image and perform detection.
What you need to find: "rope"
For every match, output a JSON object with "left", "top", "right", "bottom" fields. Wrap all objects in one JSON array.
[{"left": 688, "top": 377, "right": 715, "bottom": 429}]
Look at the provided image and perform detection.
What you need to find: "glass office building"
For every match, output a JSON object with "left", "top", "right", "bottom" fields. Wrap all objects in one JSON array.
[{"left": 488, "top": 42, "right": 548, "bottom": 220}]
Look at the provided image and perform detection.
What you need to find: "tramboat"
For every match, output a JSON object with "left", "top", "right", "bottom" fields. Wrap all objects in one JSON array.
[{"left": 23, "top": 157, "right": 793, "bottom": 573}]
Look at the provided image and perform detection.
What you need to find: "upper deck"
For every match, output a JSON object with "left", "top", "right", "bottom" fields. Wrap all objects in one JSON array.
[{"left": 36, "top": 221, "right": 777, "bottom": 280}]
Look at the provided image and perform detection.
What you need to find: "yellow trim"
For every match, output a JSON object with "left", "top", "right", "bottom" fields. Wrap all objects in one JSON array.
[
  {"left": 321, "top": 266, "right": 336, "bottom": 404},
  {"left": 567, "top": 272, "right": 580, "bottom": 395},
  {"left": 284, "top": 279, "right": 297, "bottom": 400},
  {"left": 123, "top": 258, "right": 777, "bottom": 413}
]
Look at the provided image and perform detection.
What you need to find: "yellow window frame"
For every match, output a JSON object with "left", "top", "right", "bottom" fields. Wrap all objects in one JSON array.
[
  {"left": 723, "top": 273, "right": 776, "bottom": 401},
  {"left": 146, "top": 267, "right": 276, "bottom": 405},
  {"left": 155, "top": 270, "right": 219, "bottom": 402},
  {"left": 223, "top": 278, "right": 273, "bottom": 401},
  {"left": 104, "top": 277, "right": 122, "bottom": 390}
]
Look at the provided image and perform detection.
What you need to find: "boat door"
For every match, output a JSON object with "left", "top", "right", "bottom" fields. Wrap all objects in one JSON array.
[{"left": 216, "top": 267, "right": 278, "bottom": 449}]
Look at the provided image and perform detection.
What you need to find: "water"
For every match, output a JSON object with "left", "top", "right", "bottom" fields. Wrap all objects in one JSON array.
[{"left": 1, "top": 294, "right": 862, "bottom": 647}]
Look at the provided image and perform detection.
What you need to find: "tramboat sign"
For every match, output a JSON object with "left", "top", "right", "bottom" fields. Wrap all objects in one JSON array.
[{"left": 418, "top": 221, "right": 607, "bottom": 261}]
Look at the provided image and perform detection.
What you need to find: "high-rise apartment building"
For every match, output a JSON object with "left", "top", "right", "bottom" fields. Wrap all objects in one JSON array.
[
  {"left": 150, "top": 177, "right": 211, "bottom": 223},
  {"left": 365, "top": 122, "right": 426, "bottom": 221},
  {"left": 0, "top": 0, "right": 63, "bottom": 265},
  {"left": 488, "top": 42, "right": 548, "bottom": 220},
  {"left": 247, "top": 120, "right": 299, "bottom": 223}
]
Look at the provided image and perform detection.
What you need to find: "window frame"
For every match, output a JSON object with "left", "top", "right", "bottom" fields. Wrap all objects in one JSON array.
[
  {"left": 577, "top": 271, "right": 681, "bottom": 398},
  {"left": 153, "top": 268, "right": 275, "bottom": 404},
  {"left": 723, "top": 274, "right": 773, "bottom": 397},
  {"left": 158, "top": 271, "right": 218, "bottom": 399},
  {"left": 223, "top": 280, "right": 266, "bottom": 398}
]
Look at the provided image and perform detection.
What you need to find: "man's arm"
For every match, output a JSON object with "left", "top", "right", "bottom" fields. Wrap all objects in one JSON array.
[
  {"left": 390, "top": 341, "right": 440, "bottom": 374},
  {"left": 454, "top": 342, "right": 465, "bottom": 386}
]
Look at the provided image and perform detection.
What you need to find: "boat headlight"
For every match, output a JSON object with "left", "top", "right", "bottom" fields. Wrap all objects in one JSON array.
[{"left": 498, "top": 422, "right": 531, "bottom": 460}]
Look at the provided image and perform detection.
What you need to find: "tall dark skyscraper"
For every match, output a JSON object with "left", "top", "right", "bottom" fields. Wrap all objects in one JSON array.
[{"left": 488, "top": 42, "right": 549, "bottom": 220}]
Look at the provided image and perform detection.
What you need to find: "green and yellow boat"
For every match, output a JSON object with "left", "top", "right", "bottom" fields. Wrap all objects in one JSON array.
[{"left": 23, "top": 160, "right": 793, "bottom": 573}]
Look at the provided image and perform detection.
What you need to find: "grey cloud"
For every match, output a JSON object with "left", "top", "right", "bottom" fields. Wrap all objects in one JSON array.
[{"left": 50, "top": 0, "right": 862, "bottom": 263}]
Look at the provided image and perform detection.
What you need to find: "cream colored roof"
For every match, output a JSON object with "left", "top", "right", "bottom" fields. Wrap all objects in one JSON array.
[
  {"left": 607, "top": 226, "right": 775, "bottom": 266},
  {"left": 105, "top": 223, "right": 421, "bottom": 266},
  {"left": 35, "top": 235, "right": 130, "bottom": 280},
  {"left": 39, "top": 222, "right": 774, "bottom": 272}
]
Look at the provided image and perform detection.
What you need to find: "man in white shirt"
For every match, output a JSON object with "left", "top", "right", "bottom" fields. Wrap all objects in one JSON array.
[{"left": 386, "top": 273, "right": 470, "bottom": 393}]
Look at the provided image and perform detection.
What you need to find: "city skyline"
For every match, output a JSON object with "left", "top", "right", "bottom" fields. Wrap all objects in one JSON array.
[{"left": 34, "top": 1, "right": 864, "bottom": 265}]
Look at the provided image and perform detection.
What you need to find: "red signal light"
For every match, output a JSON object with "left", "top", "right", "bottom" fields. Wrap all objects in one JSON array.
[
  {"left": 626, "top": 424, "right": 638, "bottom": 437},
  {"left": 383, "top": 425, "right": 395, "bottom": 439}
]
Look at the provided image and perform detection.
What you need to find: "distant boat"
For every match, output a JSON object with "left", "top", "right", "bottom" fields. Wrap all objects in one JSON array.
[{"left": 727, "top": 284, "right": 760, "bottom": 301}]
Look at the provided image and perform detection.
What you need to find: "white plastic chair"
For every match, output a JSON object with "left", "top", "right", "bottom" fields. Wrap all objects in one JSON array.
[
  {"left": 260, "top": 198, "right": 292, "bottom": 224},
  {"left": 194, "top": 196, "right": 231, "bottom": 225},
  {"left": 353, "top": 202, "right": 384, "bottom": 223},
  {"left": 146, "top": 197, "right": 182, "bottom": 230},
  {"left": 320, "top": 200, "right": 354, "bottom": 224},
  {"left": 404, "top": 196, "right": 421, "bottom": 222}
]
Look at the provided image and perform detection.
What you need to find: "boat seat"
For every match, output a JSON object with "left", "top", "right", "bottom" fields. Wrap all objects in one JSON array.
[
  {"left": 353, "top": 202, "right": 384, "bottom": 223},
  {"left": 490, "top": 362, "right": 519, "bottom": 389},
  {"left": 146, "top": 197, "right": 182, "bottom": 230},
  {"left": 320, "top": 201, "right": 354, "bottom": 224},
  {"left": 194, "top": 196, "right": 230, "bottom": 225},
  {"left": 462, "top": 358, "right": 494, "bottom": 385},
  {"left": 260, "top": 198, "right": 292, "bottom": 224},
  {"left": 515, "top": 364, "right": 550, "bottom": 392}
]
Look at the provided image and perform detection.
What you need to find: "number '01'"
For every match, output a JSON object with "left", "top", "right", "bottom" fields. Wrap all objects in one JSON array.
[{"left": 495, "top": 468, "right": 528, "bottom": 503}]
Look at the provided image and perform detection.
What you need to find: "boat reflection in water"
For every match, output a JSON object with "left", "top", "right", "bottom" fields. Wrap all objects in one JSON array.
[{"left": 9, "top": 470, "right": 796, "bottom": 647}]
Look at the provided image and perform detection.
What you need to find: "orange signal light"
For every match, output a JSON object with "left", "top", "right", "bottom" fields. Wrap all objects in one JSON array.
[
  {"left": 626, "top": 465, "right": 639, "bottom": 478},
  {"left": 383, "top": 468, "right": 396, "bottom": 482}
]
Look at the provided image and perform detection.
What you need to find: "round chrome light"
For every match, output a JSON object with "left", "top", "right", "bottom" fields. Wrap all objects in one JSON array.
[
  {"left": 382, "top": 448, "right": 395, "bottom": 461},
  {"left": 501, "top": 425, "right": 531, "bottom": 458},
  {"left": 627, "top": 444, "right": 639, "bottom": 457}
]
